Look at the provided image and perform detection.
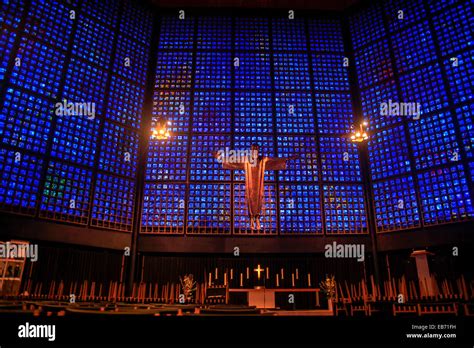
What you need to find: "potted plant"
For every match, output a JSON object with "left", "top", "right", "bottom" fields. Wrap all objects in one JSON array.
[
  {"left": 179, "top": 274, "right": 197, "bottom": 303},
  {"left": 320, "top": 275, "right": 336, "bottom": 313}
]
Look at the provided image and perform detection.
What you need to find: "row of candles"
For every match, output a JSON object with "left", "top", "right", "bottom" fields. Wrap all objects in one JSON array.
[{"left": 207, "top": 267, "right": 312, "bottom": 288}]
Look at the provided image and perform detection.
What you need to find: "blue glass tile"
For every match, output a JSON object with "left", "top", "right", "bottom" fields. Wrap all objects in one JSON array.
[
  {"left": 187, "top": 183, "right": 231, "bottom": 233},
  {"left": 99, "top": 122, "right": 139, "bottom": 178},
  {"left": 193, "top": 91, "right": 231, "bottom": 133},
  {"left": 408, "top": 111, "right": 460, "bottom": 170},
  {"left": 235, "top": 52, "right": 271, "bottom": 89},
  {"left": 418, "top": 164, "right": 473, "bottom": 225},
  {"left": 312, "top": 53, "right": 350, "bottom": 91},
  {"left": 277, "top": 136, "right": 319, "bottom": 182},
  {"left": 279, "top": 184, "right": 323, "bottom": 234},
  {"left": 141, "top": 183, "right": 186, "bottom": 233},
  {"left": 91, "top": 173, "right": 135, "bottom": 231},
  {"left": 39, "top": 161, "right": 92, "bottom": 224},
  {"left": 308, "top": 18, "right": 344, "bottom": 52},
  {"left": 275, "top": 92, "right": 314, "bottom": 134},
  {"left": 373, "top": 175, "right": 420, "bottom": 232},
  {"left": 0, "top": 148, "right": 43, "bottom": 215},
  {"left": 145, "top": 137, "right": 188, "bottom": 181},
  {"left": 235, "top": 91, "right": 273, "bottom": 133},
  {"left": 0, "top": 88, "right": 53, "bottom": 154},
  {"left": 10, "top": 37, "right": 66, "bottom": 98},
  {"left": 324, "top": 184, "right": 367, "bottom": 234},
  {"left": 320, "top": 137, "right": 361, "bottom": 182},
  {"left": 369, "top": 125, "right": 411, "bottom": 180},
  {"left": 190, "top": 135, "right": 231, "bottom": 182},
  {"left": 159, "top": 16, "right": 194, "bottom": 50},
  {"left": 235, "top": 17, "right": 269, "bottom": 50},
  {"left": 315, "top": 93, "right": 354, "bottom": 135}
]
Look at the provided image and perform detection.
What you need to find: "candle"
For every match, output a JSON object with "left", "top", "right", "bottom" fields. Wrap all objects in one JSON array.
[
  {"left": 296, "top": 268, "right": 299, "bottom": 280},
  {"left": 224, "top": 273, "right": 227, "bottom": 286},
  {"left": 208, "top": 273, "right": 212, "bottom": 287},
  {"left": 276, "top": 274, "right": 280, "bottom": 287},
  {"left": 308, "top": 273, "right": 311, "bottom": 287},
  {"left": 292, "top": 273, "right": 295, "bottom": 287},
  {"left": 230, "top": 269, "right": 234, "bottom": 280},
  {"left": 246, "top": 267, "right": 249, "bottom": 279},
  {"left": 215, "top": 268, "right": 218, "bottom": 279},
  {"left": 266, "top": 267, "right": 269, "bottom": 279},
  {"left": 240, "top": 273, "right": 243, "bottom": 287},
  {"left": 281, "top": 268, "right": 284, "bottom": 279}
]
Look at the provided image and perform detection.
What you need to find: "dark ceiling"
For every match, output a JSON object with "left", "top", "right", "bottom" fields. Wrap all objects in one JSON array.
[{"left": 148, "top": 0, "right": 360, "bottom": 11}]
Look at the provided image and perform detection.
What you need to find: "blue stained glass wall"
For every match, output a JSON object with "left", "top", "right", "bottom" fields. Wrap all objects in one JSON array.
[
  {"left": 187, "top": 183, "right": 232, "bottom": 234},
  {"left": 320, "top": 137, "right": 361, "bottom": 182},
  {"left": 408, "top": 111, "right": 460, "bottom": 170},
  {"left": 0, "top": 0, "right": 152, "bottom": 231},
  {"left": 0, "top": 88, "right": 53, "bottom": 153},
  {"left": 1, "top": 0, "right": 27, "bottom": 29},
  {"left": 1, "top": 27, "right": 16, "bottom": 81},
  {"left": 39, "top": 161, "right": 93, "bottom": 224},
  {"left": 355, "top": 39, "right": 393, "bottom": 89},
  {"left": 417, "top": 165, "right": 473, "bottom": 225},
  {"left": 456, "top": 104, "right": 474, "bottom": 159},
  {"left": 3, "top": 1, "right": 471, "bottom": 238},
  {"left": 144, "top": 13, "right": 365, "bottom": 235},
  {"left": 0, "top": 149, "right": 43, "bottom": 216},
  {"left": 234, "top": 52, "right": 272, "bottom": 90},
  {"left": 142, "top": 183, "right": 186, "bottom": 233},
  {"left": 235, "top": 17, "right": 269, "bottom": 51},
  {"left": 275, "top": 92, "right": 314, "bottom": 134},
  {"left": 277, "top": 136, "right": 319, "bottom": 183},
  {"left": 91, "top": 173, "right": 135, "bottom": 231},
  {"left": 368, "top": 126, "right": 412, "bottom": 181},
  {"left": 373, "top": 176, "right": 421, "bottom": 231},
  {"left": 444, "top": 50, "right": 474, "bottom": 105},
  {"left": 351, "top": 0, "right": 473, "bottom": 232},
  {"left": 234, "top": 91, "right": 273, "bottom": 133},
  {"left": 315, "top": 93, "right": 354, "bottom": 135},
  {"left": 192, "top": 91, "right": 232, "bottom": 133},
  {"left": 279, "top": 184, "right": 323, "bottom": 234},
  {"left": 23, "top": 0, "right": 74, "bottom": 50},
  {"left": 190, "top": 135, "right": 231, "bottom": 182},
  {"left": 323, "top": 184, "right": 367, "bottom": 234},
  {"left": 383, "top": 0, "right": 427, "bottom": 32},
  {"left": 159, "top": 16, "right": 194, "bottom": 50}
]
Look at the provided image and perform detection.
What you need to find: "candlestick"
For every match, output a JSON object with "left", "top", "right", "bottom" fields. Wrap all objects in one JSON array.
[
  {"left": 208, "top": 273, "right": 212, "bottom": 287},
  {"left": 276, "top": 274, "right": 280, "bottom": 287},
  {"left": 266, "top": 267, "right": 269, "bottom": 279},
  {"left": 224, "top": 273, "right": 227, "bottom": 286},
  {"left": 240, "top": 273, "right": 243, "bottom": 287},
  {"left": 308, "top": 273, "right": 311, "bottom": 287},
  {"left": 230, "top": 269, "right": 233, "bottom": 280},
  {"left": 281, "top": 268, "right": 284, "bottom": 279},
  {"left": 246, "top": 267, "right": 249, "bottom": 279},
  {"left": 296, "top": 268, "right": 299, "bottom": 280},
  {"left": 215, "top": 268, "right": 218, "bottom": 279},
  {"left": 292, "top": 273, "right": 295, "bottom": 287}
]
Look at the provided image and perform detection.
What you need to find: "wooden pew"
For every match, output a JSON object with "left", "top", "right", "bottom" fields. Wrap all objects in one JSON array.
[
  {"left": 393, "top": 303, "right": 418, "bottom": 316},
  {"left": 417, "top": 303, "right": 458, "bottom": 316}
]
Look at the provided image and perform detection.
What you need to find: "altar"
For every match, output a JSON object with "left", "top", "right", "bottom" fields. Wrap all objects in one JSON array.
[{"left": 229, "top": 288, "right": 320, "bottom": 309}]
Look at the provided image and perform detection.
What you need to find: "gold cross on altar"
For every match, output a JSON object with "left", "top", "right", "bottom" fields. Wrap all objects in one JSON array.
[{"left": 254, "top": 264, "right": 264, "bottom": 279}]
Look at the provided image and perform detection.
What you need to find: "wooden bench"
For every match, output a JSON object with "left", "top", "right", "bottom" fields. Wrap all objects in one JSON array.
[
  {"left": 393, "top": 303, "right": 418, "bottom": 316},
  {"left": 418, "top": 303, "right": 458, "bottom": 316}
]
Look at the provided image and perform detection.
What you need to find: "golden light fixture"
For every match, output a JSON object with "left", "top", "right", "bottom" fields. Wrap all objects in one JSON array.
[
  {"left": 151, "top": 120, "right": 172, "bottom": 140},
  {"left": 349, "top": 120, "right": 369, "bottom": 143}
]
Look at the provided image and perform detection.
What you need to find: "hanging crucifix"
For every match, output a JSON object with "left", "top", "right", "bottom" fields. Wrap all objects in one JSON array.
[{"left": 213, "top": 144, "right": 297, "bottom": 230}]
